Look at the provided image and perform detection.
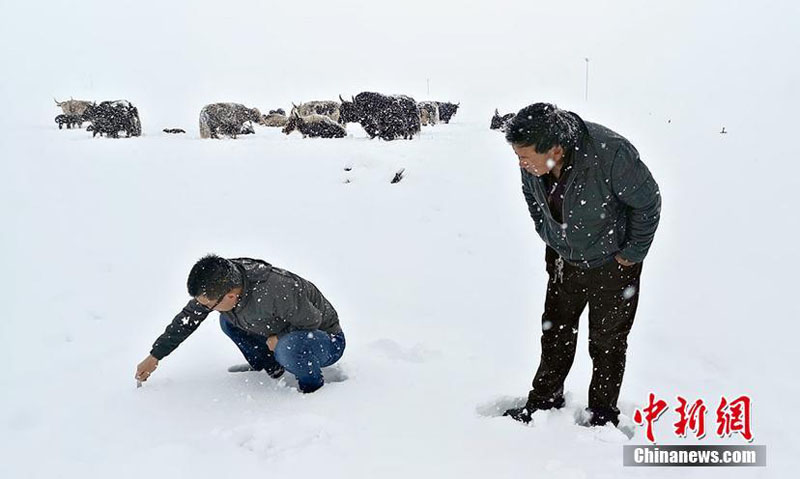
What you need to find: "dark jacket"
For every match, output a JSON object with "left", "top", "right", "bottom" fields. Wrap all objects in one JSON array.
[
  {"left": 521, "top": 116, "right": 661, "bottom": 269},
  {"left": 150, "top": 258, "right": 342, "bottom": 360}
]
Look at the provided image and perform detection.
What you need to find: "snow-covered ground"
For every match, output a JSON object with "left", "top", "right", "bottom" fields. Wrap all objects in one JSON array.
[{"left": 1, "top": 1, "right": 797, "bottom": 477}]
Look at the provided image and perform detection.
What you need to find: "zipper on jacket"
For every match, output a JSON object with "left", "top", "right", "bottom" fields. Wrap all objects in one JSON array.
[{"left": 560, "top": 166, "right": 578, "bottom": 259}]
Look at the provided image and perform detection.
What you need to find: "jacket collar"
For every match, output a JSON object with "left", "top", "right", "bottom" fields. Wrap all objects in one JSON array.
[
  {"left": 232, "top": 262, "right": 252, "bottom": 312},
  {"left": 566, "top": 113, "right": 593, "bottom": 171}
]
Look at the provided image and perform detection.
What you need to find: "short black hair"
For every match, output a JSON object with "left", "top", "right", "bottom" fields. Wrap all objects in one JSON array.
[
  {"left": 505, "top": 103, "right": 582, "bottom": 153},
  {"left": 187, "top": 254, "right": 242, "bottom": 300}
]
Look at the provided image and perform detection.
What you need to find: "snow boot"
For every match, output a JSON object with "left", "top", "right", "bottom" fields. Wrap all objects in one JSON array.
[
  {"left": 504, "top": 396, "right": 566, "bottom": 424},
  {"left": 587, "top": 407, "right": 620, "bottom": 427},
  {"left": 227, "top": 362, "right": 285, "bottom": 379},
  {"left": 265, "top": 362, "right": 285, "bottom": 379}
]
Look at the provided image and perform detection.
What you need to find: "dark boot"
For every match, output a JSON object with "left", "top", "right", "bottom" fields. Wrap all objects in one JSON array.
[
  {"left": 228, "top": 361, "right": 284, "bottom": 379},
  {"left": 264, "top": 362, "right": 285, "bottom": 379},
  {"left": 504, "top": 396, "right": 566, "bottom": 424},
  {"left": 298, "top": 380, "right": 324, "bottom": 394},
  {"left": 503, "top": 406, "right": 535, "bottom": 424},
  {"left": 587, "top": 407, "right": 620, "bottom": 427}
]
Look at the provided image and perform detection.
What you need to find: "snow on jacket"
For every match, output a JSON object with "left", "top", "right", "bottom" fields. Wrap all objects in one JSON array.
[
  {"left": 150, "top": 258, "right": 342, "bottom": 359},
  {"left": 520, "top": 115, "right": 661, "bottom": 269}
]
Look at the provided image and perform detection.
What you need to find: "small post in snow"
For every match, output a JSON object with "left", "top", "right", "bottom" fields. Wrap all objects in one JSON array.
[{"left": 584, "top": 58, "right": 590, "bottom": 101}]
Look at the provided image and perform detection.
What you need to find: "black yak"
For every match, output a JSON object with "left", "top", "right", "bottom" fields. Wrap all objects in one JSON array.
[{"left": 339, "top": 92, "right": 420, "bottom": 141}]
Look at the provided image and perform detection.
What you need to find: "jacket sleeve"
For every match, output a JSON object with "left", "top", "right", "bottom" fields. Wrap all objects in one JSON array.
[
  {"left": 150, "top": 299, "right": 211, "bottom": 360},
  {"left": 521, "top": 169, "right": 545, "bottom": 232},
  {"left": 610, "top": 143, "right": 662, "bottom": 263},
  {"left": 274, "top": 289, "right": 323, "bottom": 332}
]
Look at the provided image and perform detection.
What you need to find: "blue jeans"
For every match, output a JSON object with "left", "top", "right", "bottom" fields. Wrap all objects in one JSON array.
[
  {"left": 274, "top": 330, "right": 346, "bottom": 393},
  {"left": 219, "top": 317, "right": 282, "bottom": 372},
  {"left": 219, "top": 318, "right": 345, "bottom": 392}
]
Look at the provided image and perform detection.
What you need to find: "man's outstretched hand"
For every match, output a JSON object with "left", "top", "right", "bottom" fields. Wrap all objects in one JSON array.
[{"left": 136, "top": 354, "right": 159, "bottom": 383}]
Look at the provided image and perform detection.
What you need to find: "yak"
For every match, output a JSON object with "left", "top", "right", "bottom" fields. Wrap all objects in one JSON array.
[
  {"left": 55, "top": 114, "right": 84, "bottom": 129},
  {"left": 417, "top": 101, "right": 440, "bottom": 126},
  {"left": 290, "top": 101, "right": 341, "bottom": 124},
  {"left": 54, "top": 98, "right": 93, "bottom": 116},
  {"left": 282, "top": 111, "right": 346, "bottom": 138},
  {"left": 490, "top": 109, "right": 516, "bottom": 132},
  {"left": 262, "top": 112, "right": 289, "bottom": 128},
  {"left": 339, "top": 92, "right": 420, "bottom": 141},
  {"left": 435, "top": 101, "right": 460, "bottom": 123},
  {"left": 83, "top": 100, "right": 142, "bottom": 138},
  {"left": 199, "top": 103, "right": 264, "bottom": 139}
]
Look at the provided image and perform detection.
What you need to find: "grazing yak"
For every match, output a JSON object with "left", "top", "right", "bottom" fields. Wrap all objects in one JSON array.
[
  {"left": 282, "top": 111, "right": 346, "bottom": 138},
  {"left": 339, "top": 92, "right": 420, "bottom": 141},
  {"left": 435, "top": 101, "right": 460, "bottom": 123},
  {"left": 490, "top": 109, "right": 516, "bottom": 132},
  {"left": 290, "top": 101, "right": 341, "bottom": 123},
  {"left": 83, "top": 100, "right": 142, "bottom": 138},
  {"left": 54, "top": 98, "right": 93, "bottom": 116},
  {"left": 417, "top": 101, "right": 440, "bottom": 126},
  {"left": 199, "top": 103, "right": 264, "bottom": 139},
  {"left": 55, "top": 114, "right": 84, "bottom": 129},
  {"left": 262, "top": 112, "right": 288, "bottom": 127}
]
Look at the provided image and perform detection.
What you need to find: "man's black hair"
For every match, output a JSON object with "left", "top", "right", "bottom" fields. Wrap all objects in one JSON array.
[
  {"left": 505, "top": 103, "right": 582, "bottom": 153},
  {"left": 187, "top": 254, "right": 242, "bottom": 300}
]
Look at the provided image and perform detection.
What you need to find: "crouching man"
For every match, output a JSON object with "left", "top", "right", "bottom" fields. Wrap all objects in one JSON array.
[{"left": 135, "top": 255, "right": 345, "bottom": 393}]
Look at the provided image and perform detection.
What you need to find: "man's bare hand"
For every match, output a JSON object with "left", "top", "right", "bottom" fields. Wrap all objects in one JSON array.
[
  {"left": 267, "top": 335, "right": 279, "bottom": 352},
  {"left": 615, "top": 254, "right": 636, "bottom": 267},
  {"left": 135, "top": 354, "right": 159, "bottom": 382}
]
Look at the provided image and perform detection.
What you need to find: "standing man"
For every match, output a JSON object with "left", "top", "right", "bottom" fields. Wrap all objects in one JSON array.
[
  {"left": 503, "top": 103, "right": 661, "bottom": 427},
  {"left": 135, "top": 255, "right": 345, "bottom": 393}
]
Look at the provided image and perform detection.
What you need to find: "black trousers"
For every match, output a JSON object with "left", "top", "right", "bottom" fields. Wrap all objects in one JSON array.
[{"left": 527, "top": 247, "right": 643, "bottom": 415}]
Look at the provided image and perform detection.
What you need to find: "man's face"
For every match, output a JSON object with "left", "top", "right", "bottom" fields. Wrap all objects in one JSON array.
[
  {"left": 512, "top": 143, "right": 563, "bottom": 176},
  {"left": 196, "top": 291, "right": 239, "bottom": 312}
]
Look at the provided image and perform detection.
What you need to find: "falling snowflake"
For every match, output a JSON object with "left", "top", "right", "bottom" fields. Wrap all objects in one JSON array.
[{"left": 623, "top": 286, "right": 637, "bottom": 299}]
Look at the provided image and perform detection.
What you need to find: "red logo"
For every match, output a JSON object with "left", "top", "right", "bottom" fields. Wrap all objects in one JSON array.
[
  {"left": 716, "top": 395, "right": 753, "bottom": 441},
  {"left": 633, "top": 393, "right": 668, "bottom": 442},
  {"left": 674, "top": 396, "right": 707, "bottom": 439},
  {"left": 633, "top": 394, "right": 753, "bottom": 443}
]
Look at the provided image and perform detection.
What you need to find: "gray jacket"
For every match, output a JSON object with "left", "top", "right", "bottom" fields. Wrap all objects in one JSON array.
[
  {"left": 521, "top": 116, "right": 661, "bottom": 268},
  {"left": 150, "top": 258, "right": 342, "bottom": 359}
]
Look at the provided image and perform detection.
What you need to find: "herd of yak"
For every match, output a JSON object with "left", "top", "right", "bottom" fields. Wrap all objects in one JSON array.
[{"left": 53, "top": 93, "right": 519, "bottom": 140}]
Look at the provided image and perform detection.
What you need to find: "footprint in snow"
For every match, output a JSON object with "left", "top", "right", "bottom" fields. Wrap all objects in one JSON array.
[
  {"left": 475, "top": 395, "right": 527, "bottom": 418},
  {"left": 367, "top": 338, "right": 441, "bottom": 363}
]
